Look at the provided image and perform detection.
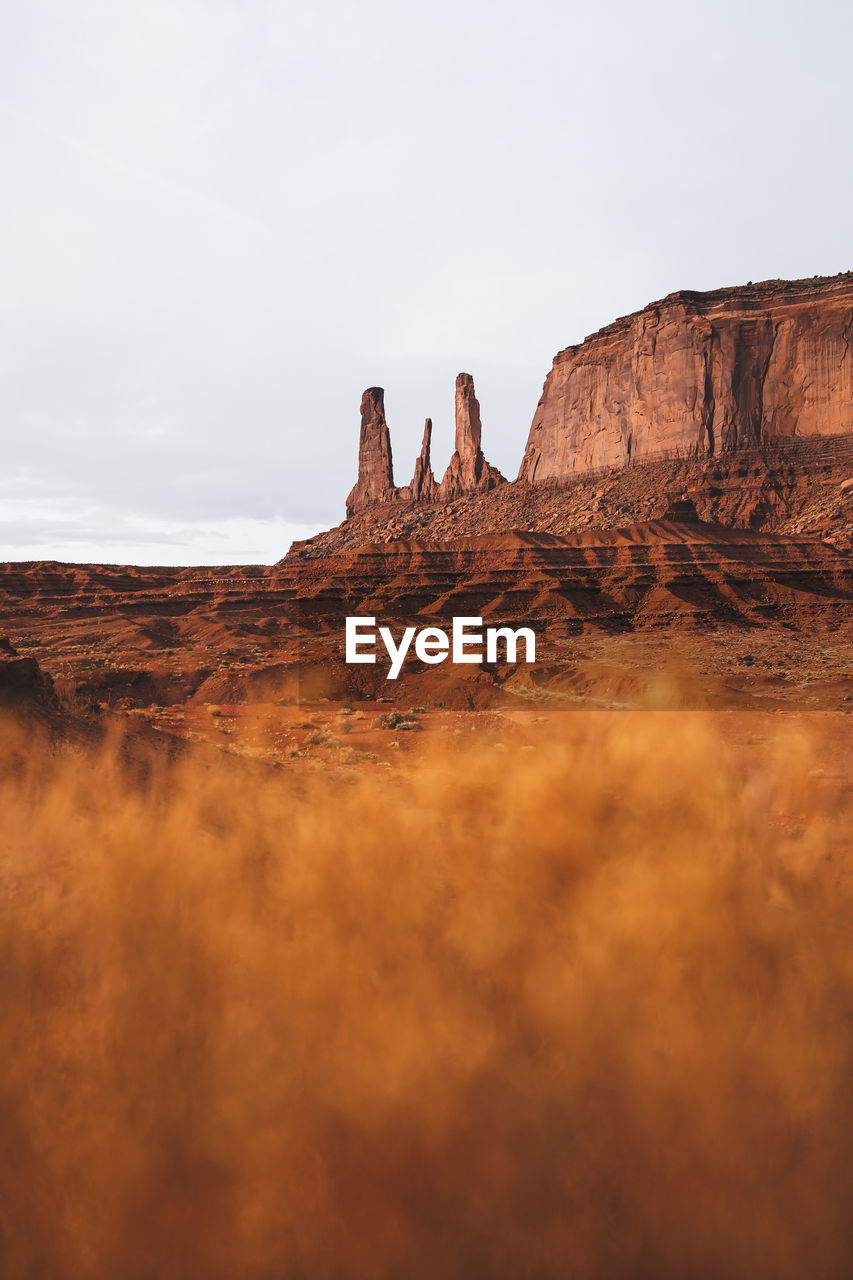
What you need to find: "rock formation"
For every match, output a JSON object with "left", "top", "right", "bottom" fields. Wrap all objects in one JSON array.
[
  {"left": 345, "top": 373, "right": 504, "bottom": 516},
  {"left": 440, "top": 373, "right": 505, "bottom": 499},
  {"left": 519, "top": 273, "right": 853, "bottom": 483},
  {"left": 408, "top": 419, "right": 438, "bottom": 502},
  {"left": 0, "top": 636, "right": 56, "bottom": 709},
  {"left": 337, "top": 275, "right": 853, "bottom": 542},
  {"left": 346, "top": 387, "right": 395, "bottom": 518}
]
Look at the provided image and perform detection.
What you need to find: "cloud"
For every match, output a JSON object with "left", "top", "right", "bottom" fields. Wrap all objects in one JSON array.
[
  {"left": 0, "top": 498, "right": 321, "bottom": 565},
  {"left": 1, "top": 0, "right": 851, "bottom": 560}
]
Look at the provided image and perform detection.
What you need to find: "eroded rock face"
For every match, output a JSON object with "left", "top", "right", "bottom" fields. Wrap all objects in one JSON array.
[
  {"left": 519, "top": 274, "right": 853, "bottom": 483},
  {"left": 346, "top": 388, "right": 395, "bottom": 517},
  {"left": 440, "top": 373, "right": 505, "bottom": 499}
]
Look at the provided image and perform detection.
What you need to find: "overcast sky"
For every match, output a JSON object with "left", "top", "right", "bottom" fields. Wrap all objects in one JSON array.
[{"left": 2, "top": 0, "right": 851, "bottom": 563}]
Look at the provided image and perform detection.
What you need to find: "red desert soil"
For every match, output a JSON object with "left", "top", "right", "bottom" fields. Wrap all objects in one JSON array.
[{"left": 1, "top": 512, "right": 851, "bottom": 767}]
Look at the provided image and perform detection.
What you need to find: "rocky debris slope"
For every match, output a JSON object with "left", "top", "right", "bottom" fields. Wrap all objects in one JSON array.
[
  {"left": 520, "top": 273, "right": 853, "bottom": 482},
  {"left": 290, "top": 435, "right": 853, "bottom": 560}
]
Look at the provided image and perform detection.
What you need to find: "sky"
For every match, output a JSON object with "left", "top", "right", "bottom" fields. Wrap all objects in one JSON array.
[{"left": 1, "top": 0, "right": 851, "bottom": 564}]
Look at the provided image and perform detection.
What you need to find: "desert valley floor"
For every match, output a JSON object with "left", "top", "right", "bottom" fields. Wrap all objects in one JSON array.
[
  {"left": 4, "top": 493, "right": 853, "bottom": 1280},
  {"left": 2, "top": 502, "right": 852, "bottom": 768}
]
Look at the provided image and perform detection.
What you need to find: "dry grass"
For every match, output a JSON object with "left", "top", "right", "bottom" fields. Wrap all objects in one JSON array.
[{"left": 0, "top": 711, "right": 852, "bottom": 1278}]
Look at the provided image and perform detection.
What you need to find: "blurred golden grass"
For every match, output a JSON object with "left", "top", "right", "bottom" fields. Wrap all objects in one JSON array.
[{"left": 0, "top": 711, "right": 851, "bottom": 1278}]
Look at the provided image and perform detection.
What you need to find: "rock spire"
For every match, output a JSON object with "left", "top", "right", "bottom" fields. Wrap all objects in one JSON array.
[
  {"left": 346, "top": 387, "right": 395, "bottom": 518},
  {"left": 439, "top": 373, "right": 505, "bottom": 499},
  {"left": 344, "top": 373, "right": 505, "bottom": 518},
  {"left": 408, "top": 418, "right": 438, "bottom": 502}
]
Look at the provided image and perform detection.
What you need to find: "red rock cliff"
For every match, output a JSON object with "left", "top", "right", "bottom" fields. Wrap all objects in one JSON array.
[{"left": 519, "top": 274, "right": 853, "bottom": 483}]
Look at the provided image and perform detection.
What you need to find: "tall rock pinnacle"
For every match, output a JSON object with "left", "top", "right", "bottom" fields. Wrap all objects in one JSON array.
[
  {"left": 346, "top": 387, "right": 395, "bottom": 517},
  {"left": 408, "top": 418, "right": 438, "bottom": 502},
  {"left": 440, "top": 373, "right": 505, "bottom": 499},
  {"left": 343, "top": 373, "right": 506, "bottom": 520},
  {"left": 455, "top": 373, "right": 482, "bottom": 465}
]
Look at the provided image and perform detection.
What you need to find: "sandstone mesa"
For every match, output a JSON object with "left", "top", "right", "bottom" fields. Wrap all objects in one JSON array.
[{"left": 521, "top": 273, "right": 853, "bottom": 482}]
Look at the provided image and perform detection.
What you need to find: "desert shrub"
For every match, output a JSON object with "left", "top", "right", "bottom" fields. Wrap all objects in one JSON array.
[
  {"left": 374, "top": 709, "right": 419, "bottom": 730},
  {"left": 54, "top": 682, "right": 92, "bottom": 717}
]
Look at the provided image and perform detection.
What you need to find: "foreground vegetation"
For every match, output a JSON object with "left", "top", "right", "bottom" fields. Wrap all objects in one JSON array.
[{"left": 1, "top": 711, "right": 851, "bottom": 1278}]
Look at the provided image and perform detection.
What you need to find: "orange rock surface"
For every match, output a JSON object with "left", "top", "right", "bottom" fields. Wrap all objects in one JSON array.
[
  {"left": 438, "top": 372, "right": 505, "bottom": 499},
  {"left": 346, "top": 387, "right": 395, "bottom": 516},
  {"left": 520, "top": 274, "right": 853, "bottom": 482}
]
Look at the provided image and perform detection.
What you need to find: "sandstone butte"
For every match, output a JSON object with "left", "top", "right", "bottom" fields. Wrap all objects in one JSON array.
[
  {"left": 519, "top": 273, "right": 853, "bottom": 481},
  {"left": 344, "top": 274, "right": 853, "bottom": 518}
]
